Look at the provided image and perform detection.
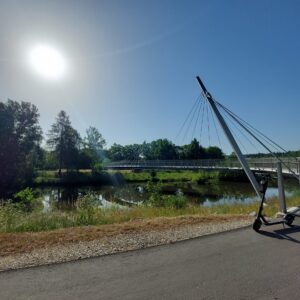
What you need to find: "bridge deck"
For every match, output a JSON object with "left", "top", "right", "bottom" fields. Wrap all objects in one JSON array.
[{"left": 104, "top": 159, "right": 300, "bottom": 178}]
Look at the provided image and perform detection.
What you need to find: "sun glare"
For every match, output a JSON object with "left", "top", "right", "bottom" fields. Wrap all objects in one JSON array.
[{"left": 28, "top": 44, "right": 67, "bottom": 80}]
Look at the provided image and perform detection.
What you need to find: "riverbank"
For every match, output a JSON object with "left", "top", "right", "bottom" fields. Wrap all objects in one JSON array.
[
  {"left": 1, "top": 196, "right": 299, "bottom": 271},
  {"left": 0, "top": 215, "right": 252, "bottom": 271},
  {"left": 33, "top": 169, "right": 249, "bottom": 186},
  {"left": 1, "top": 195, "right": 300, "bottom": 233},
  {"left": 0, "top": 197, "right": 275, "bottom": 233}
]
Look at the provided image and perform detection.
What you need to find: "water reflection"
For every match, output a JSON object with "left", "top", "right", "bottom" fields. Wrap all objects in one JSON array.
[{"left": 35, "top": 179, "right": 300, "bottom": 212}]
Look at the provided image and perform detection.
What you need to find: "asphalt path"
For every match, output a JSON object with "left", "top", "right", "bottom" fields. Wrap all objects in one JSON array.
[{"left": 1, "top": 222, "right": 300, "bottom": 300}]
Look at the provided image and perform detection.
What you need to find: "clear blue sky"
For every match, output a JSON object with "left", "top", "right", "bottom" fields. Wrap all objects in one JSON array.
[{"left": 0, "top": 0, "right": 299, "bottom": 154}]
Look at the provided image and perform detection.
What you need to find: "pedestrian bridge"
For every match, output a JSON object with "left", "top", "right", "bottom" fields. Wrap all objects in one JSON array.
[{"left": 104, "top": 158, "right": 300, "bottom": 178}]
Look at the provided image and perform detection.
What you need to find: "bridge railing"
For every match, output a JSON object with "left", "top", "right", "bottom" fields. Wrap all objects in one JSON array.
[
  {"left": 104, "top": 158, "right": 300, "bottom": 175},
  {"left": 105, "top": 159, "right": 240, "bottom": 168},
  {"left": 247, "top": 158, "right": 300, "bottom": 175}
]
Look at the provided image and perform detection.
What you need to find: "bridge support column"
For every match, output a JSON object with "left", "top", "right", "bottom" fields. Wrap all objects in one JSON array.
[
  {"left": 297, "top": 158, "right": 300, "bottom": 185},
  {"left": 277, "top": 162, "right": 286, "bottom": 214}
]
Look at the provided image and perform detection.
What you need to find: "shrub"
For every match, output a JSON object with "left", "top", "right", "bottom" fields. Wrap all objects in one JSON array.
[
  {"left": 92, "top": 162, "right": 103, "bottom": 174},
  {"left": 164, "top": 195, "right": 188, "bottom": 209},
  {"left": 145, "top": 181, "right": 187, "bottom": 209},
  {"left": 14, "top": 188, "right": 40, "bottom": 212},
  {"left": 75, "top": 193, "right": 100, "bottom": 225},
  {"left": 146, "top": 181, "right": 164, "bottom": 207}
]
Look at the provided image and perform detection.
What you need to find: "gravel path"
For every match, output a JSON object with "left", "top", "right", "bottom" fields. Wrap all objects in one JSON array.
[{"left": 0, "top": 218, "right": 251, "bottom": 272}]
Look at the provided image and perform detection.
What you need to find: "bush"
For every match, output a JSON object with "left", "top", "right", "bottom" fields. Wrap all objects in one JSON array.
[
  {"left": 164, "top": 195, "right": 188, "bottom": 209},
  {"left": 92, "top": 162, "right": 103, "bottom": 174},
  {"left": 146, "top": 181, "right": 187, "bottom": 209},
  {"left": 14, "top": 188, "right": 40, "bottom": 212},
  {"left": 146, "top": 181, "right": 164, "bottom": 207},
  {"left": 75, "top": 193, "right": 100, "bottom": 225},
  {"left": 149, "top": 170, "right": 157, "bottom": 181},
  {"left": 76, "top": 193, "right": 99, "bottom": 210}
]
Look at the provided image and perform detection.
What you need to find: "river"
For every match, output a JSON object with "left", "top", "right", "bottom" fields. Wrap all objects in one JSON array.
[{"left": 33, "top": 179, "right": 300, "bottom": 212}]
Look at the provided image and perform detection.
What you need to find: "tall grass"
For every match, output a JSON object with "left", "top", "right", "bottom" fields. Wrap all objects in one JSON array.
[{"left": 1, "top": 192, "right": 299, "bottom": 233}]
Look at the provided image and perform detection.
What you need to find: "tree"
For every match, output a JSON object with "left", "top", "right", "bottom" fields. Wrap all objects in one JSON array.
[
  {"left": 122, "top": 144, "right": 142, "bottom": 160},
  {"left": 0, "top": 100, "right": 42, "bottom": 196},
  {"left": 85, "top": 126, "right": 106, "bottom": 151},
  {"left": 181, "top": 138, "right": 206, "bottom": 159},
  {"left": 46, "top": 111, "right": 81, "bottom": 176},
  {"left": 150, "top": 139, "right": 178, "bottom": 160},
  {"left": 206, "top": 146, "right": 224, "bottom": 159},
  {"left": 83, "top": 126, "right": 106, "bottom": 166},
  {"left": 140, "top": 141, "right": 152, "bottom": 160},
  {"left": 108, "top": 143, "right": 125, "bottom": 161}
]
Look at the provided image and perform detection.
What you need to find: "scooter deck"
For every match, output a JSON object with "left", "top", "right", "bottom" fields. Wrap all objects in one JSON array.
[{"left": 287, "top": 206, "right": 300, "bottom": 215}]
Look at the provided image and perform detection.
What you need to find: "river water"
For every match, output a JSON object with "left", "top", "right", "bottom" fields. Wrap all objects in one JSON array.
[{"left": 33, "top": 179, "right": 300, "bottom": 212}]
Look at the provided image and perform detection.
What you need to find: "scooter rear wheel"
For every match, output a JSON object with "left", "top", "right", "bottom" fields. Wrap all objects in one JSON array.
[{"left": 284, "top": 214, "right": 295, "bottom": 226}]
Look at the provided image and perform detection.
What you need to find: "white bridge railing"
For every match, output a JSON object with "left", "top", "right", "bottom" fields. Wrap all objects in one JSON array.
[{"left": 104, "top": 158, "right": 300, "bottom": 177}]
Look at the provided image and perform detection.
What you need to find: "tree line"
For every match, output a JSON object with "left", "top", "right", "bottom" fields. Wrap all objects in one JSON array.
[
  {"left": 108, "top": 139, "right": 224, "bottom": 161},
  {"left": 2, "top": 99, "right": 299, "bottom": 197},
  {"left": 0, "top": 99, "right": 225, "bottom": 196}
]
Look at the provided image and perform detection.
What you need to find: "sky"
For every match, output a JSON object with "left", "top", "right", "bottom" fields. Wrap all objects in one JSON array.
[{"left": 0, "top": 0, "right": 300, "bottom": 154}]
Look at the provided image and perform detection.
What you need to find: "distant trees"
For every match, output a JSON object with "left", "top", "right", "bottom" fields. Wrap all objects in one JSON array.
[
  {"left": 0, "top": 100, "right": 42, "bottom": 197},
  {"left": 46, "top": 111, "right": 81, "bottom": 176},
  {"left": 107, "top": 139, "right": 178, "bottom": 161},
  {"left": 106, "top": 138, "right": 224, "bottom": 161}
]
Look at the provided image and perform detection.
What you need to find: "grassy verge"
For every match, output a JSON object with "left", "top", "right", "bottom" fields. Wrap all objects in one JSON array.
[
  {"left": 1, "top": 194, "right": 299, "bottom": 233},
  {"left": 0, "top": 215, "right": 249, "bottom": 257}
]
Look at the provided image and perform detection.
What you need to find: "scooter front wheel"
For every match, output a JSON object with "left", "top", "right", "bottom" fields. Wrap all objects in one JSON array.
[{"left": 253, "top": 218, "right": 262, "bottom": 232}]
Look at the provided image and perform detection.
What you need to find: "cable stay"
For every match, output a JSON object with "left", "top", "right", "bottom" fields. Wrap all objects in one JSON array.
[
  {"left": 215, "top": 101, "right": 299, "bottom": 180},
  {"left": 215, "top": 99, "right": 297, "bottom": 161},
  {"left": 191, "top": 98, "right": 203, "bottom": 141},
  {"left": 175, "top": 96, "right": 200, "bottom": 141},
  {"left": 199, "top": 98, "right": 206, "bottom": 145},
  {"left": 182, "top": 98, "right": 201, "bottom": 144}
]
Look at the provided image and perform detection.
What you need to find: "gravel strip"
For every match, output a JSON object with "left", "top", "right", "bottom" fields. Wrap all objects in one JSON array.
[{"left": 0, "top": 219, "right": 251, "bottom": 272}]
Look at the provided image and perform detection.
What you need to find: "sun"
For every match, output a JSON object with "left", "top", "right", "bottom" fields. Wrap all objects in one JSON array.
[{"left": 28, "top": 44, "right": 67, "bottom": 80}]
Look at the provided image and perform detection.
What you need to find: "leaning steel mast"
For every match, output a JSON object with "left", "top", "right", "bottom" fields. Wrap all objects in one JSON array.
[{"left": 196, "top": 76, "right": 262, "bottom": 198}]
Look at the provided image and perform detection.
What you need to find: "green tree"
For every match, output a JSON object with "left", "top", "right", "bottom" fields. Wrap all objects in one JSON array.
[
  {"left": 123, "top": 144, "right": 142, "bottom": 160},
  {"left": 206, "top": 146, "right": 224, "bottom": 159},
  {"left": 140, "top": 141, "right": 152, "bottom": 160},
  {"left": 0, "top": 100, "right": 42, "bottom": 196},
  {"left": 108, "top": 143, "right": 125, "bottom": 161},
  {"left": 83, "top": 126, "right": 106, "bottom": 166},
  {"left": 181, "top": 138, "right": 206, "bottom": 159},
  {"left": 46, "top": 111, "right": 81, "bottom": 176},
  {"left": 150, "top": 139, "right": 178, "bottom": 160}
]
